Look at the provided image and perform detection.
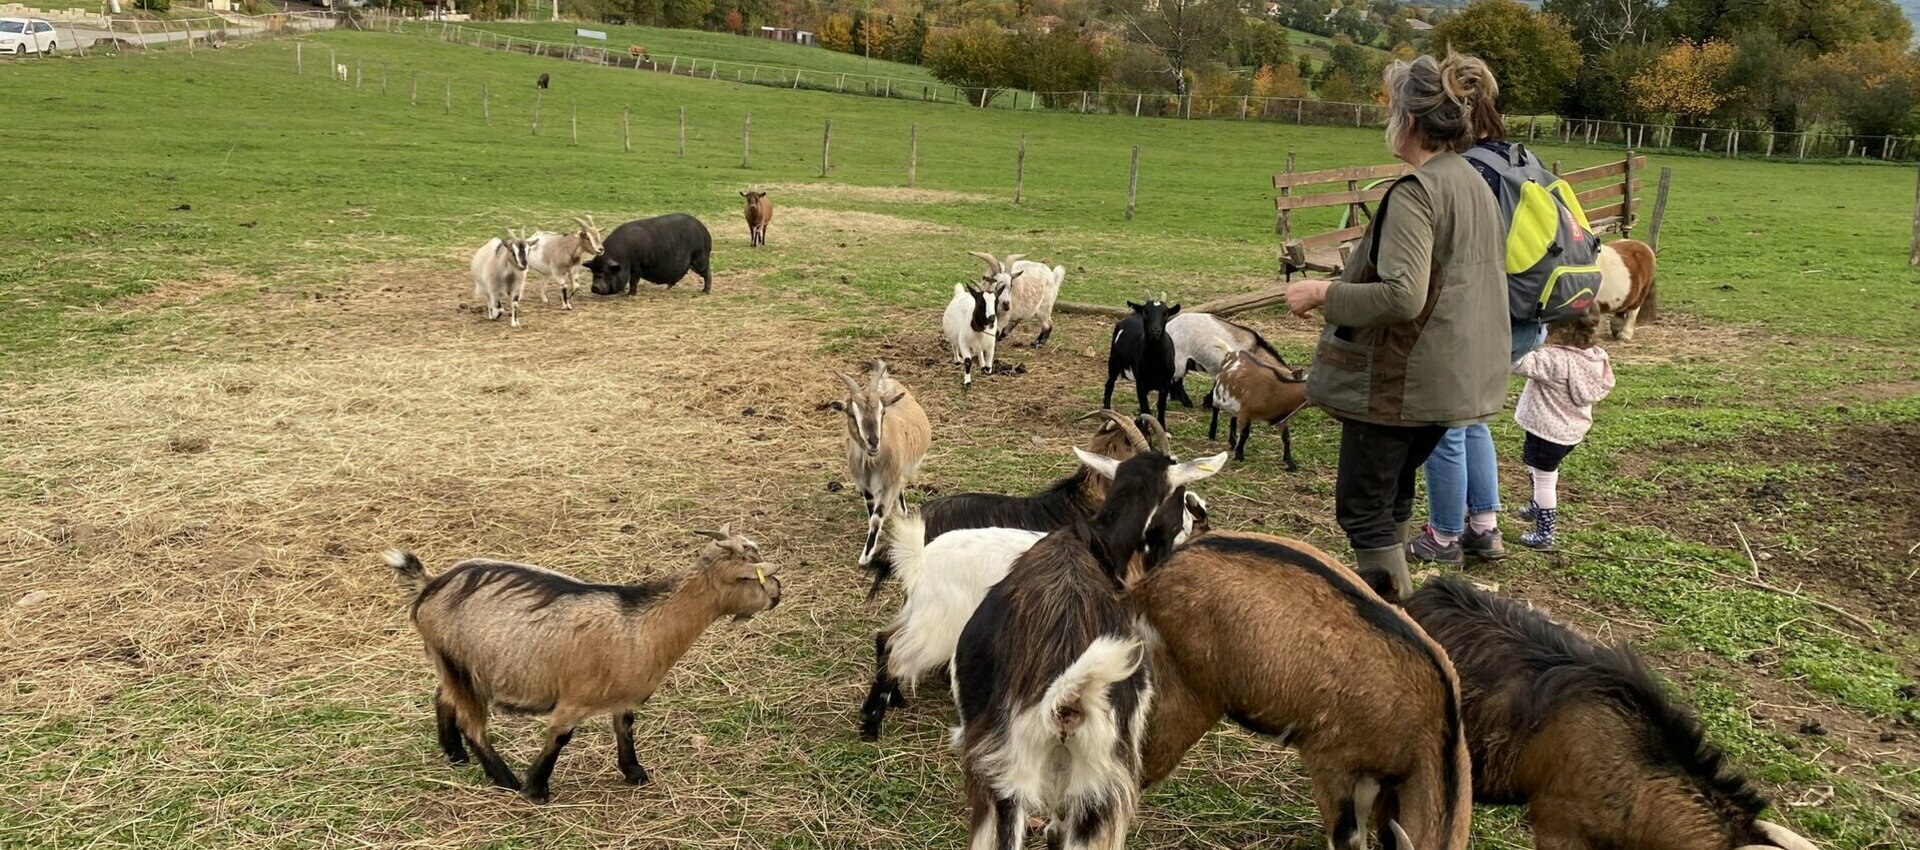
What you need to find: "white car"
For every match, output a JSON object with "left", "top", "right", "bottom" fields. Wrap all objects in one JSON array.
[{"left": 0, "top": 17, "right": 59, "bottom": 55}]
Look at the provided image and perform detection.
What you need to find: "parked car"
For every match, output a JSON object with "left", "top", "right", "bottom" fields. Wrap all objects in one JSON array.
[{"left": 0, "top": 18, "right": 59, "bottom": 55}]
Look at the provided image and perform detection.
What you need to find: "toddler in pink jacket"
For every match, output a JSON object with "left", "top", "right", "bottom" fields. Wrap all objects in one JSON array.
[{"left": 1513, "top": 310, "right": 1616, "bottom": 550}]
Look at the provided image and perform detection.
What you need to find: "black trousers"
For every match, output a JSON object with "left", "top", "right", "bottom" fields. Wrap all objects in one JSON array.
[
  {"left": 1335, "top": 418, "right": 1449, "bottom": 550},
  {"left": 1523, "top": 431, "right": 1577, "bottom": 471}
]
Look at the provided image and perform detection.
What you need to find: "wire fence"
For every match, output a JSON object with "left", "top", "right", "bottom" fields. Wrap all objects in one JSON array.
[{"left": 22, "top": 7, "right": 1920, "bottom": 164}]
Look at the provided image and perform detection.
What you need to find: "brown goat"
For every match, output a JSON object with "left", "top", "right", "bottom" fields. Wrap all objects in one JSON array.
[
  {"left": 1405, "top": 576, "right": 1823, "bottom": 850},
  {"left": 1129, "top": 532, "right": 1471, "bottom": 850},
  {"left": 1208, "top": 346, "right": 1311, "bottom": 471},
  {"left": 386, "top": 526, "right": 781, "bottom": 804},
  {"left": 740, "top": 190, "right": 772, "bottom": 247}
]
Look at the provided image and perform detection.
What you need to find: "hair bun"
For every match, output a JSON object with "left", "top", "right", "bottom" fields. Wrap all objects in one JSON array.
[{"left": 1439, "top": 52, "right": 1498, "bottom": 108}]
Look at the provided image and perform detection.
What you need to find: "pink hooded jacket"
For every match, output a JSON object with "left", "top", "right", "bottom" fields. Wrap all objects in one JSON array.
[{"left": 1513, "top": 345, "right": 1615, "bottom": 446}]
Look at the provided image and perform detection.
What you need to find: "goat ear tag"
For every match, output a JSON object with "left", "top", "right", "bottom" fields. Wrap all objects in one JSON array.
[{"left": 754, "top": 567, "right": 767, "bottom": 588}]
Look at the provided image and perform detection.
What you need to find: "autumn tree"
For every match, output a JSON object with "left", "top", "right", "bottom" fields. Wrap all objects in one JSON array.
[
  {"left": 1664, "top": 0, "right": 1909, "bottom": 54},
  {"left": 1103, "top": 0, "right": 1239, "bottom": 94},
  {"left": 1542, "top": 0, "right": 1664, "bottom": 52},
  {"left": 1799, "top": 39, "right": 1920, "bottom": 137},
  {"left": 819, "top": 13, "right": 853, "bottom": 52},
  {"left": 1017, "top": 26, "right": 1110, "bottom": 105},
  {"left": 1318, "top": 68, "right": 1361, "bottom": 102},
  {"left": 1429, "top": 0, "right": 1582, "bottom": 113},
  {"left": 926, "top": 19, "right": 1017, "bottom": 105},
  {"left": 1631, "top": 38, "right": 1740, "bottom": 121},
  {"left": 1235, "top": 19, "right": 1292, "bottom": 71},
  {"left": 1252, "top": 62, "right": 1310, "bottom": 98}
]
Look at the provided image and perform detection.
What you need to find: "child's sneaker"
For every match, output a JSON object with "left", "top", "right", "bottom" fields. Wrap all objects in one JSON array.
[
  {"left": 1520, "top": 508, "right": 1557, "bottom": 551},
  {"left": 1407, "top": 525, "right": 1463, "bottom": 566}
]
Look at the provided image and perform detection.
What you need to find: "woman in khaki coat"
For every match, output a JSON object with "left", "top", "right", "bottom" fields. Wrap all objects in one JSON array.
[{"left": 1283, "top": 54, "right": 1512, "bottom": 599}]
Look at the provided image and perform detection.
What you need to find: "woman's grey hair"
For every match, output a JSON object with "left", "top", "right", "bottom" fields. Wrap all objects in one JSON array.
[{"left": 1384, "top": 52, "right": 1499, "bottom": 155}]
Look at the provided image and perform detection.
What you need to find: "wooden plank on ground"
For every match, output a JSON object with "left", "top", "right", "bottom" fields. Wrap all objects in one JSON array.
[
  {"left": 1273, "top": 162, "right": 1412, "bottom": 189},
  {"left": 1275, "top": 185, "right": 1395, "bottom": 211}
]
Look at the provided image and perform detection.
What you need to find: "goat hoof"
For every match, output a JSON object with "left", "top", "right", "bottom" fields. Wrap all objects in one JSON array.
[
  {"left": 521, "top": 788, "right": 552, "bottom": 805},
  {"left": 447, "top": 754, "right": 470, "bottom": 766},
  {"left": 621, "top": 768, "right": 652, "bottom": 786}
]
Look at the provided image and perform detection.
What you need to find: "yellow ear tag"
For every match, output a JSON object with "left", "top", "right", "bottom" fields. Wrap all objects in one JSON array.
[{"left": 755, "top": 567, "right": 768, "bottom": 589}]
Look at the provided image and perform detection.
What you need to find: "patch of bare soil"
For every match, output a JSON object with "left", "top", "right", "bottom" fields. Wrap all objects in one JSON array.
[
  {"left": 1606, "top": 310, "right": 1778, "bottom": 367},
  {"left": 1602, "top": 421, "right": 1920, "bottom": 636},
  {"left": 780, "top": 206, "right": 953, "bottom": 240}
]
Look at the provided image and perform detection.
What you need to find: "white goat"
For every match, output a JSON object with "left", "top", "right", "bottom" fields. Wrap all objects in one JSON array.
[
  {"left": 841, "top": 360, "right": 932, "bottom": 567},
  {"left": 525, "top": 216, "right": 603, "bottom": 311},
  {"left": 942, "top": 282, "right": 998, "bottom": 387},
  {"left": 970, "top": 251, "right": 1066, "bottom": 347},
  {"left": 470, "top": 229, "right": 531, "bottom": 328}
]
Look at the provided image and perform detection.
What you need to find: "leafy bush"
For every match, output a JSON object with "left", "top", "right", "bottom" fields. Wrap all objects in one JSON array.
[{"left": 136, "top": 0, "right": 170, "bottom": 12}]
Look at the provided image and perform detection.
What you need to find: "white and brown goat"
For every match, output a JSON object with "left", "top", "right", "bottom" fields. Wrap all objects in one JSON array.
[
  {"left": 840, "top": 359, "right": 931, "bottom": 567},
  {"left": 1130, "top": 533, "right": 1472, "bottom": 850},
  {"left": 385, "top": 525, "right": 781, "bottom": 804},
  {"left": 526, "top": 216, "right": 603, "bottom": 311},
  {"left": 970, "top": 251, "right": 1066, "bottom": 346},
  {"left": 740, "top": 190, "right": 772, "bottom": 247},
  {"left": 1209, "top": 346, "right": 1311, "bottom": 471},
  {"left": 952, "top": 449, "right": 1226, "bottom": 850}
]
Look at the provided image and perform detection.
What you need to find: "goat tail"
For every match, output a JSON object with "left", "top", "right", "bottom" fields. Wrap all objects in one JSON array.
[
  {"left": 1387, "top": 707, "right": 1473, "bottom": 850},
  {"left": 879, "top": 512, "right": 928, "bottom": 598},
  {"left": 384, "top": 549, "right": 429, "bottom": 596},
  {"left": 1038, "top": 635, "right": 1143, "bottom": 739}
]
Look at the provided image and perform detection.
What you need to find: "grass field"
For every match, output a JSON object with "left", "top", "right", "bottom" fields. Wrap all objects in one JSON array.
[
  {"left": 453, "top": 19, "right": 943, "bottom": 85},
  {"left": 2, "top": 28, "right": 1918, "bottom": 850}
]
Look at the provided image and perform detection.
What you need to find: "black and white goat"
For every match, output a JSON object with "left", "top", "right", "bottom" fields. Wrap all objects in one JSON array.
[
  {"left": 951, "top": 448, "right": 1225, "bottom": 850},
  {"left": 1103, "top": 295, "right": 1181, "bottom": 428},
  {"left": 943, "top": 282, "right": 998, "bottom": 387},
  {"left": 856, "top": 412, "right": 1210, "bottom": 742},
  {"left": 470, "top": 229, "right": 531, "bottom": 328}
]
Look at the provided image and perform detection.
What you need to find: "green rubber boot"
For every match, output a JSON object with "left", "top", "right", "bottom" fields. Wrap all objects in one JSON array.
[{"left": 1355, "top": 545, "right": 1413, "bottom": 603}]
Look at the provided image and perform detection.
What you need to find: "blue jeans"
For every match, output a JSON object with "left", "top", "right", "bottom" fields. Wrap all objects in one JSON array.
[{"left": 1422, "top": 320, "right": 1545, "bottom": 536}]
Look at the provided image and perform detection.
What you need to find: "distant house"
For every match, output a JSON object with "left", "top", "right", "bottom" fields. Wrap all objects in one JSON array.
[
  {"left": 758, "top": 26, "right": 818, "bottom": 46},
  {"left": 1407, "top": 18, "right": 1433, "bottom": 31}
]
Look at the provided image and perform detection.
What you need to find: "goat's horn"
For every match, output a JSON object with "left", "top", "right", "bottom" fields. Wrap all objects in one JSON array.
[
  {"left": 1078, "top": 410, "right": 1148, "bottom": 452},
  {"left": 967, "top": 251, "right": 1001, "bottom": 275},
  {"left": 870, "top": 358, "right": 889, "bottom": 379},
  {"left": 1004, "top": 253, "right": 1026, "bottom": 267},
  {"left": 573, "top": 216, "right": 591, "bottom": 232},
  {"left": 693, "top": 529, "right": 729, "bottom": 542},
  {"left": 1754, "top": 821, "right": 1821, "bottom": 850},
  {"left": 1160, "top": 290, "right": 1169, "bottom": 303},
  {"left": 837, "top": 371, "right": 862, "bottom": 396},
  {"left": 1137, "top": 414, "right": 1170, "bottom": 454},
  {"left": 1388, "top": 821, "right": 1416, "bottom": 850}
]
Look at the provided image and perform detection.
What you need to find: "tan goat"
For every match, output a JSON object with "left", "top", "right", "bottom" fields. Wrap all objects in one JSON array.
[
  {"left": 385, "top": 525, "right": 781, "bottom": 804},
  {"left": 740, "top": 190, "right": 772, "bottom": 247},
  {"left": 839, "top": 359, "right": 931, "bottom": 567}
]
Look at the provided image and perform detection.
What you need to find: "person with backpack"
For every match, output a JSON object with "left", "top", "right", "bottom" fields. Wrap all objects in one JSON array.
[
  {"left": 1283, "top": 53, "right": 1511, "bottom": 600},
  {"left": 1407, "top": 99, "right": 1604, "bottom": 566}
]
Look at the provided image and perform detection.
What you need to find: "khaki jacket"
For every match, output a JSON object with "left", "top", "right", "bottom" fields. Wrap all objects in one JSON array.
[{"left": 1305, "top": 152, "right": 1510, "bottom": 427}]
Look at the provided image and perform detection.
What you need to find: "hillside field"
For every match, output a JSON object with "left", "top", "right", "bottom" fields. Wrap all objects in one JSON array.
[{"left": 1, "top": 29, "right": 1918, "bottom": 850}]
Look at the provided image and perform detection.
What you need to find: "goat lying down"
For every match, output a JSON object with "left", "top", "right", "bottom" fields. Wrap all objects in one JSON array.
[
  {"left": 1405, "top": 576, "right": 1823, "bottom": 850},
  {"left": 951, "top": 449, "right": 1225, "bottom": 850},
  {"left": 1130, "top": 532, "right": 1472, "bottom": 850}
]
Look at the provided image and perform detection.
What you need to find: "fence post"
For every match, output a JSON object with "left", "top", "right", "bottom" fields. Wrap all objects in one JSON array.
[
  {"left": 1910, "top": 166, "right": 1920, "bottom": 266},
  {"left": 838, "top": 73, "right": 845, "bottom": 92},
  {"left": 678, "top": 107, "right": 686, "bottom": 158},
  {"left": 908, "top": 123, "right": 918, "bottom": 188},
  {"left": 821, "top": 119, "right": 831, "bottom": 178},
  {"left": 482, "top": 83, "right": 489, "bottom": 125},
  {"left": 794, "top": 70, "right": 803, "bottom": 89},
  {"left": 1698, "top": 131, "right": 1707, "bottom": 153},
  {"left": 1126, "top": 146, "right": 1140, "bottom": 220},
  {"left": 1799, "top": 132, "right": 1809, "bottom": 160},
  {"left": 330, "top": 47, "right": 336, "bottom": 76},
  {"left": 1014, "top": 135, "right": 1025, "bottom": 206},
  {"left": 532, "top": 91, "right": 541, "bottom": 135},
  {"left": 1353, "top": 104, "right": 1361, "bottom": 127},
  {"left": 1135, "top": 93, "right": 1142, "bottom": 117},
  {"left": 1081, "top": 91, "right": 1089, "bottom": 113},
  {"left": 130, "top": 18, "right": 145, "bottom": 51},
  {"left": 1643, "top": 167, "right": 1673, "bottom": 321},
  {"left": 1622, "top": 150, "right": 1636, "bottom": 237},
  {"left": 444, "top": 78, "right": 450, "bottom": 114},
  {"left": 1296, "top": 99, "right": 1303, "bottom": 124},
  {"left": 1274, "top": 151, "right": 1294, "bottom": 235},
  {"left": 183, "top": 18, "right": 193, "bottom": 55},
  {"left": 382, "top": 63, "right": 388, "bottom": 95},
  {"left": 571, "top": 98, "right": 578, "bottom": 145},
  {"left": 1847, "top": 139, "right": 1856, "bottom": 158},
  {"left": 356, "top": 58, "right": 362, "bottom": 89},
  {"left": 623, "top": 106, "right": 631, "bottom": 153},
  {"left": 1765, "top": 132, "right": 1775, "bottom": 158},
  {"left": 411, "top": 70, "right": 418, "bottom": 106},
  {"left": 742, "top": 111, "right": 751, "bottom": 168},
  {"left": 296, "top": 41, "right": 302, "bottom": 74},
  {"left": 1240, "top": 95, "right": 1248, "bottom": 120}
]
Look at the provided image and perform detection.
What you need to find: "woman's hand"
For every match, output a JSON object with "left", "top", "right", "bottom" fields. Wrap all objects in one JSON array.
[{"left": 1284, "top": 280, "right": 1331, "bottom": 318}]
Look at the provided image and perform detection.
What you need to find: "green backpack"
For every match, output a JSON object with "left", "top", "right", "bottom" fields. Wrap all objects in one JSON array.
[{"left": 1462, "top": 144, "right": 1602, "bottom": 323}]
